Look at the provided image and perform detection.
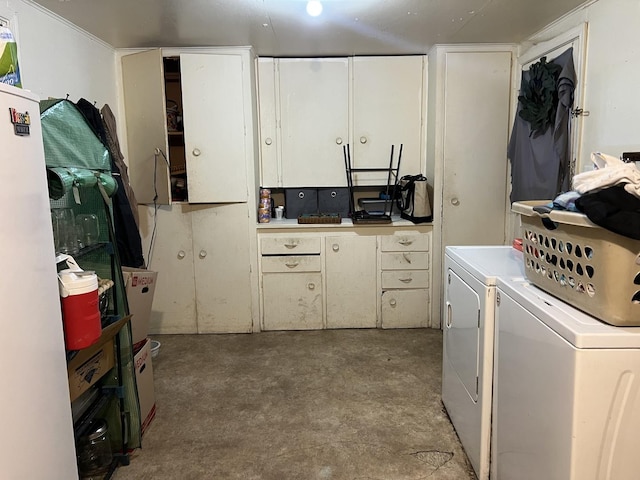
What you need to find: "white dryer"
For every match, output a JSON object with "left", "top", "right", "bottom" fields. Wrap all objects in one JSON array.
[
  {"left": 492, "top": 279, "right": 640, "bottom": 480},
  {"left": 442, "top": 246, "right": 524, "bottom": 480}
]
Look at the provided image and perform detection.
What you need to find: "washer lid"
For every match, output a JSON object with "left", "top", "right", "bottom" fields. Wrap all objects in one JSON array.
[
  {"left": 445, "top": 246, "right": 525, "bottom": 286},
  {"left": 497, "top": 278, "right": 640, "bottom": 349}
]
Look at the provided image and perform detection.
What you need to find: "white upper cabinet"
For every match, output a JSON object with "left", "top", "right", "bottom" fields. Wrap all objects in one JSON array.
[
  {"left": 180, "top": 53, "right": 248, "bottom": 203},
  {"left": 258, "top": 58, "right": 279, "bottom": 187},
  {"left": 278, "top": 58, "right": 350, "bottom": 187},
  {"left": 122, "top": 49, "right": 170, "bottom": 204},
  {"left": 257, "top": 55, "right": 426, "bottom": 188},
  {"left": 351, "top": 56, "right": 426, "bottom": 185},
  {"left": 121, "top": 49, "right": 251, "bottom": 204}
]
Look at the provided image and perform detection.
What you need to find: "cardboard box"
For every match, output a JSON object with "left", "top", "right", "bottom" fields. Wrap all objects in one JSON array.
[
  {"left": 68, "top": 339, "right": 115, "bottom": 402},
  {"left": 134, "top": 338, "right": 156, "bottom": 435},
  {"left": 122, "top": 268, "right": 158, "bottom": 345}
]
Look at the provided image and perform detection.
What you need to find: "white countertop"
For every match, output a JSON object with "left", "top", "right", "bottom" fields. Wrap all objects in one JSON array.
[{"left": 256, "top": 216, "right": 432, "bottom": 229}]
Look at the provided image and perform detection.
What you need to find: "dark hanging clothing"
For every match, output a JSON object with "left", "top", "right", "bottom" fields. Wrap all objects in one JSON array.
[
  {"left": 75, "top": 98, "right": 145, "bottom": 268},
  {"left": 508, "top": 47, "right": 576, "bottom": 202}
]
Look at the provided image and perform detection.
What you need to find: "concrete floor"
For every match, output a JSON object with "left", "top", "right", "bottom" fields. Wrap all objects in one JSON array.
[{"left": 114, "top": 329, "right": 476, "bottom": 480}]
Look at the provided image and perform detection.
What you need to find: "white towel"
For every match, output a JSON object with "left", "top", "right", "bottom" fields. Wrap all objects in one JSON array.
[{"left": 572, "top": 152, "right": 640, "bottom": 198}]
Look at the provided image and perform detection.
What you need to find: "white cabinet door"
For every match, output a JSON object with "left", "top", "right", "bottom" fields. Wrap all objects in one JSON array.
[
  {"left": 278, "top": 58, "right": 349, "bottom": 187},
  {"left": 122, "top": 49, "right": 170, "bottom": 204},
  {"left": 262, "top": 272, "right": 323, "bottom": 330},
  {"left": 381, "top": 289, "right": 430, "bottom": 328},
  {"left": 181, "top": 53, "right": 248, "bottom": 203},
  {"left": 441, "top": 51, "right": 511, "bottom": 247},
  {"left": 352, "top": 56, "right": 425, "bottom": 185},
  {"left": 138, "top": 204, "right": 197, "bottom": 333},
  {"left": 325, "top": 235, "right": 377, "bottom": 328},
  {"left": 258, "top": 58, "right": 279, "bottom": 187},
  {"left": 192, "top": 203, "right": 253, "bottom": 333}
]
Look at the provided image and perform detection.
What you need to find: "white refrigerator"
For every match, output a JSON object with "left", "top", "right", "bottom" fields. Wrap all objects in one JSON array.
[{"left": 0, "top": 82, "right": 78, "bottom": 478}]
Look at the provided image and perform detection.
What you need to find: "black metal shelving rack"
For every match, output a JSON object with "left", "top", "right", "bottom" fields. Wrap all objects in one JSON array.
[{"left": 343, "top": 143, "right": 403, "bottom": 224}]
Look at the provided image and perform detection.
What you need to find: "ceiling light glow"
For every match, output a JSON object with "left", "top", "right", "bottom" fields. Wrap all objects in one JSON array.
[{"left": 306, "top": 1, "right": 323, "bottom": 17}]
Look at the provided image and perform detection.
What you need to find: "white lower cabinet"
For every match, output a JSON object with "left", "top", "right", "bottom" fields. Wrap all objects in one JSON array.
[
  {"left": 380, "top": 232, "right": 431, "bottom": 328},
  {"left": 260, "top": 235, "right": 323, "bottom": 330},
  {"left": 258, "top": 227, "right": 431, "bottom": 330},
  {"left": 325, "top": 235, "right": 377, "bottom": 329},
  {"left": 139, "top": 203, "right": 253, "bottom": 334}
]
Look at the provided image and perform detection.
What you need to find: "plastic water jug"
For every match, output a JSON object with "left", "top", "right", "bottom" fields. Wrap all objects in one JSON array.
[{"left": 57, "top": 254, "right": 101, "bottom": 350}]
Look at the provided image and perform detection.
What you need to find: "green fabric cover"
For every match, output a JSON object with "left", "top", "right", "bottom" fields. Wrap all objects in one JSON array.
[
  {"left": 47, "top": 167, "right": 118, "bottom": 200},
  {"left": 40, "top": 99, "right": 111, "bottom": 171}
]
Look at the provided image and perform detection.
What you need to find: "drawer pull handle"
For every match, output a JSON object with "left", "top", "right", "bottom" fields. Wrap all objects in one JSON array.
[
  {"left": 399, "top": 277, "right": 413, "bottom": 283},
  {"left": 284, "top": 242, "right": 298, "bottom": 249},
  {"left": 336, "top": 137, "right": 343, "bottom": 145},
  {"left": 403, "top": 253, "right": 411, "bottom": 264},
  {"left": 332, "top": 244, "right": 339, "bottom": 252},
  {"left": 285, "top": 261, "right": 300, "bottom": 268},
  {"left": 265, "top": 137, "right": 272, "bottom": 145},
  {"left": 199, "top": 250, "right": 207, "bottom": 259},
  {"left": 308, "top": 283, "right": 315, "bottom": 290},
  {"left": 192, "top": 148, "right": 201, "bottom": 157},
  {"left": 389, "top": 299, "right": 397, "bottom": 307},
  {"left": 177, "top": 250, "right": 186, "bottom": 260},
  {"left": 399, "top": 239, "right": 414, "bottom": 246}
]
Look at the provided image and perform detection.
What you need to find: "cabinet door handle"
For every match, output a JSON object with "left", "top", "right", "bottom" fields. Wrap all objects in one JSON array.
[
  {"left": 192, "top": 148, "right": 201, "bottom": 157},
  {"left": 335, "top": 137, "right": 343, "bottom": 145},
  {"left": 446, "top": 302, "right": 453, "bottom": 328},
  {"left": 389, "top": 298, "right": 397, "bottom": 307},
  {"left": 285, "top": 261, "right": 299, "bottom": 268},
  {"left": 265, "top": 137, "right": 272, "bottom": 145},
  {"left": 284, "top": 242, "right": 298, "bottom": 249},
  {"left": 177, "top": 250, "right": 186, "bottom": 260},
  {"left": 332, "top": 244, "right": 339, "bottom": 252},
  {"left": 399, "top": 239, "right": 414, "bottom": 246},
  {"left": 308, "top": 283, "right": 315, "bottom": 290},
  {"left": 451, "top": 197, "right": 460, "bottom": 206},
  {"left": 402, "top": 253, "right": 411, "bottom": 264},
  {"left": 199, "top": 250, "right": 207, "bottom": 259},
  {"left": 359, "top": 136, "right": 367, "bottom": 144},
  {"left": 399, "top": 277, "right": 413, "bottom": 283}
]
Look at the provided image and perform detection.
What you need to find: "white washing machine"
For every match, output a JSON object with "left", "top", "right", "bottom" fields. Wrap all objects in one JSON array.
[
  {"left": 442, "top": 246, "right": 525, "bottom": 480},
  {"left": 492, "top": 278, "right": 640, "bottom": 480}
]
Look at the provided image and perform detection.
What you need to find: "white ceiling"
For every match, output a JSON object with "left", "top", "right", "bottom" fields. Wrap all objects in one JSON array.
[{"left": 31, "top": 0, "right": 589, "bottom": 56}]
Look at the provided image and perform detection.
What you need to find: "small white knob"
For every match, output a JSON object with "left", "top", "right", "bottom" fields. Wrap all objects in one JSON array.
[
  {"left": 451, "top": 197, "right": 460, "bottom": 206},
  {"left": 336, "top": 137, "right": 343, "bottom": 145},
  {"left": 193, "top": 148, "right": 201, "bottom": 157},
  {"left": 177, "top": 250, "right": 186, "bottom": 259},
  {"left": 308, "top": 283, "right": 315, "bottom": 290},
  {"left": 389, "top": 299, "right": 397, "bottom": 307},
  {"left": 199, "top": 250, "right": 207, "bottom": 259},
  {"left": 265, "top": 137, "right": 272, "bottom": 145},
  {"left": 332, "top": 244, "right": 339, "bottom": 252},
  {"left": 360, "top": 136, "right": 367, "bottom": 144}
]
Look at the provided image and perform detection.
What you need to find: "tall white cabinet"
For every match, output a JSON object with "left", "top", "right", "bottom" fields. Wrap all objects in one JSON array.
[
  {"left": 258, "top": 55, "right": 427, "bottom": 188},
  {"left": 120, "top": 47, "right": 259, "bottom": 333},
  {"left": 427, "top": 45, "right": 515, "bottom": 328}
]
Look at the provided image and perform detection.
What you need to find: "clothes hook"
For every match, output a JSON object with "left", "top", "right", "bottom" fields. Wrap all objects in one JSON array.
[{"left": 65, "top": 93, "right": 69, "bottom": 100}]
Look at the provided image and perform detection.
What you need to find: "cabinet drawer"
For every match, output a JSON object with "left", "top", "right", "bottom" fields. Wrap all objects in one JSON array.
[
  {"left": 381, "top": 270, "right": 429, "bottom": 289},
  {"left": 261, "top": 255, "right": 321, "bottom": 273},
  {"left": 381, "top": 252, "right": 429, "bottom": 270},
  {"left": 261, "top": 236, "right": 321, "bottom": 255},
  {"left": 380, "top": 233, "right": 429, "bottom": 252}
]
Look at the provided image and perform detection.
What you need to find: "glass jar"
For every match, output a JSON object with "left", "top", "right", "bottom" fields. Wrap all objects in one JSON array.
[{"left": 76, "top": 419, "right": 112, "bottom": 477}]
